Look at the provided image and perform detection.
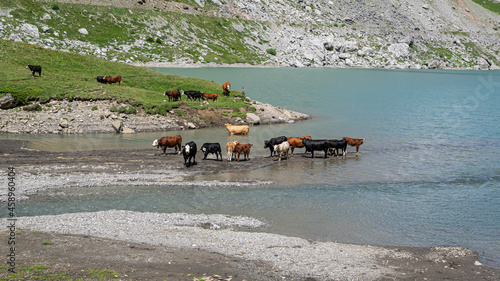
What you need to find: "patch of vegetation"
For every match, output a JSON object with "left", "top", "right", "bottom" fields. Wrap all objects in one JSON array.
[
  {"left": 0, "top": 40, "right": 249, "bottom": 116},
  {"left": 266, "top": 48, "right": 277, "bottom": 56},
  {"left": 471, "top": 0, "right": 500, "bottom": 15}
]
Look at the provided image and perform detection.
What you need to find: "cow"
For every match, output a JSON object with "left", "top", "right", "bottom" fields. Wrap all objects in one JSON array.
[
  {"left": 164, "top": 90, "right": 181, "bottom": 102},
  {"left": 203, "top": 93, "right": 218, "bottom": 103},
  {"left": 226, "top": 141, "right": 239, "bottom": 161},
  {"left": 343, "top": 137, "right": 365, "bottom": 155},
  {"left": 222, "top": 82, "right": 231, "bottom": 96},
  {"left": 26, "top": 65, "right": 42, "bottom": 77},
  {"left": 233, "top": 143, "right": 253, "bottom": 162},
  {"left": 182, "top": 141, "right": 197, "bottom": 167},
  {"left": 183, "top": 90, "right": 205, "bottom": 101},
  {"left": 200, "top": 143, "right": 222, "bottom": 161},
  {"left": 287, "top": 136, "right": 311, "bottom": 155},
  {"left": 104, "top": 75, "right": 122, "bottom": 86},
  {"left": 225, "top": 124, "right": 249, "bottom": 135},
  {"left": 264, "top": 136, "right": 287, "bottom": 157},
  {"left": 328, "top": 139, "right": 348, "bottom": 156},
  {"left": 301, "top": 138, "right": 331, "bottom": 159},
  {"left": 273, "top": 141, "right": 290, "bottom": 162},
  {"left": 152, "top": 135, "right": 182, "bottom": 155},
  {"left": 96, "top": 76, "right": 107, "bottom": 84}
]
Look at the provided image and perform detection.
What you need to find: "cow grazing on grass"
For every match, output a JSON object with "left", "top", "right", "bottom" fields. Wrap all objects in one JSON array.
[
  {"left": 287, "top": 136, "right": 311, "bottom": 155},
  {"left": 203, "top": 93, "right": 218, "bottom": 103},
  {"left": 233, "top": 143, "right": 253, "bottom": 162},
  {"left": 301, "top": 139, "right": 331, "bottom": 159},
  {"left": 328, "top": 139, "right": 347, "bottom": 156},
  {"left": 225, "top": 124, "right": 249, "bottom": 135},
  {"left": 343, "top": 137, "right": 365, "bottom": 155},
  {"left": 104, "top": 75, "right": 122, "bottom": 86},
  {"left": 164, "top": 90, "right": 181, "bottom": 102},
  {"left": 96, "top": 76, "right": 107, "bottom": 84},
  {"left": 264, "top": 136, "right": 287, "bottom": 157},
  {"left": 152, "top": 135, "right": 182, "bottom": 155},
  {"left": 183, "top": 90, "right": 205, "bottom": 101},
  {"left": 226, "top": 141, "right": 239, "bottom": 162},
  {"left": 26, "top": 65, "right": 42, "bottom": 77},
  {"left": 201, "top": 143, "right": 222, "bottom": 161},
  {"left": 222, "top": 82, "right": 231, "bottom": 96},
  {"left": 273, "top": 141, "right": 290, "bottom": 162},
  {"left": 182, "top": 141, "right": 197, "bottom": 167}
]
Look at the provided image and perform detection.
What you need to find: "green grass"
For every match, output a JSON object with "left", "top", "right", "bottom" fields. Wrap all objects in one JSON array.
[
  {"left": 0, "top": 40, "right": 247, "bottom": 116},
  {"left": 471, "top": 0, "right": 500, "bottom": 15},
  {"left": 0, "top": 0, "right": 267, "bottom": 65}
]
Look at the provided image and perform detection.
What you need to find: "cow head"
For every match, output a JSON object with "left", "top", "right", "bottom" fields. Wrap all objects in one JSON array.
[
  {"left": 264, "top": 140, "right": 270, "bottom": 148},
  {"left": 201, "top": 146, "right": 206, "bottom": 152},
  {"left": 152, "top": 139, "right": 158, "bottom": 147},
  {"left": 184, "top": 144, "right": 190, "bottom": 154}
]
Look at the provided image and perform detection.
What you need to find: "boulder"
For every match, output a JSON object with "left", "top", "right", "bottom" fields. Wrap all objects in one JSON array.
[
  {"left": 122, "top": 127, "right": 135, "bottom": 134},
  {"left": 78, "top": 28, "right": 89, "bottom": 35},
  {"left": 476, "top": 57, "right": 491, "bottom": 70},
  {"left": 59, "top": 119, "right": 69, "bottom": 128},
  {"left": 246, "top": 113, "right": 261, "bottom": 125},
  {"left": 111, "top": 120, "right": 122, "bottom": 132},
  {"left": 0, "top": 94, "right": 19, "bottom": 109},
  {"left": 20, "top": 23, "right": 39, "bottom": 39},
  {"left": 388, "top": 43, "right": 409, "bottom": 58}
]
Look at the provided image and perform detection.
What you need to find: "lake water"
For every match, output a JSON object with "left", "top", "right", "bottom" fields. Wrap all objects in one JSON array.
[{"left": 3, "top": 68, "right": 500, "bottom": 268}]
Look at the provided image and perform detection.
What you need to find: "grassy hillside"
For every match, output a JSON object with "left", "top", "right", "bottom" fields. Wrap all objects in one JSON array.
[
  {"left": 0, "top": 0, "right": 267, "bottom": 65},
  {"left": 0, "top": 39, "right": 248, "bottom": 115}
]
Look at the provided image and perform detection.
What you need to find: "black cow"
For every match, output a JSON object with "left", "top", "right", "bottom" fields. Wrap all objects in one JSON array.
[
  {"left": 200, "top": 143, "right": 222, "bottom": 161},
  {"left": 264, "top": 136, "right": 287, "bottom": 157},
  {"left": 96, "top": 76, "right": 107, "bottom": 84},
  {"left": 328, "top": 139, "right": 348, "bottom": 156},
  {"left": 301, "top": 139, "right": 331, "bottom": 159},
  {"left": 26, "top": 65, "right": 42, "bottom": 77},
  {"left": 183, "top": 90, "right": 205, "bottom": 101},
  {"left": 182, "top": 141, "right": 197, "bottom": 167}
]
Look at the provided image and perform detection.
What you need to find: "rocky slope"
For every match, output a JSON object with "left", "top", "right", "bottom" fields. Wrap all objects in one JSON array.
[{"left": 1, "top": 0, "right": 499, "bottom": 69}]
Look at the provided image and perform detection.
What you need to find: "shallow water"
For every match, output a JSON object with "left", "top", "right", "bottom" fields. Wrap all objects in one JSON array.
[{"left": 3, "top": 68, "right": 500, "bottom": 267}]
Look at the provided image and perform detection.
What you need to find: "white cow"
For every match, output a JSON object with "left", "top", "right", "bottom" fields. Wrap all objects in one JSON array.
[{"left": 273, "top": 141, "right": 290, "bottom": 162}]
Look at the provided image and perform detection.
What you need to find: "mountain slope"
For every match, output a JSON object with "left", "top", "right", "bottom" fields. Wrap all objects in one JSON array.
[{"left": 1, "top": 0, "right": 499, "bottom": 69}]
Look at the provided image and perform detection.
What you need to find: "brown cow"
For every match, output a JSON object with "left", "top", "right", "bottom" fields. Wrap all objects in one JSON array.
[
  {"left": 222, "top": 82, "right": 231, "bottom": 96},
  {"left": 343, "top": 137, "right": 365, "bottom": 155},
  {"left": 203, "top": 93, "right": 218, "bottom": 103},
  {"left": 233, "top": 143, "right": 253, "bottom": 162},
  {"left": 152, "top": 135, "right": 182, "bottom": 155},
  {"left": 287, "top": 136, "right": 311, "bottom": 155},
  {"left": 164, "top": 90, "right": 181, "bottom": 102},
  {"left": 105, "top": 75, "right": 122, "bottom": 86}
]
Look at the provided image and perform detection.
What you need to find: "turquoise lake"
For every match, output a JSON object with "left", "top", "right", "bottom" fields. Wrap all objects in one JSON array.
[{"left": 4, "top": 68, "right": 500, "bottom": 268}]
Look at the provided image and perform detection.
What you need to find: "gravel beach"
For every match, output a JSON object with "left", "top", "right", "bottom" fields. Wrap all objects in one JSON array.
[{"left": 1, "top": 139, "right": 500, "bottom": 280}]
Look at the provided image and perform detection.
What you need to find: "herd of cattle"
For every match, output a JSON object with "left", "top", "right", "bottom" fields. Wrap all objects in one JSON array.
[{"left": 152, "top": 130, "right": 365, "bottom": 167}]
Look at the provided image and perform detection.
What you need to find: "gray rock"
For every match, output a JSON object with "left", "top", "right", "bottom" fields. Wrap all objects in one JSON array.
[
  {"left": 476, "top": 57, "right": 491, "bottom": 70},
  {"left": 20, "top": 23, "right": 39, "bottom": 39},
  {"left": 246, "top": 113, "right": 261, "bottom": 125},
  {"left": 187, "top": 122, "right": 196, "bottom": 129},
  {"left": 111, "top": 120, "right": 122, "bottom": 132},
  {"left": 59, "top": 119, "right": 69, "bottom": 128},
  {"left": 0, "top": 93, "right": 19, "bottom": 109},
  {"left": 78, "top": 28, "right": 88, "bottom": 35},
  {"left": 122, "top": 127, "right": 135, "bottom": 134},
  {"left": 388, "top": 43, "right": 409, "bottom": 58},
  {"left": 41, "top": 13, "right": 51, "bottom": 20}
]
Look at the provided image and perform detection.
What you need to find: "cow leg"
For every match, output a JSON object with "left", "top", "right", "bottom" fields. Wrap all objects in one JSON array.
[{"left": 356, "top": 145, "right": 359, "bottom": 155}]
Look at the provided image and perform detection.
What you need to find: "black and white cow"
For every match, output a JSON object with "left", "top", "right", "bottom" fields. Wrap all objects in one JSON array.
[
  {"left": 328, "top": 139, "right": 348, "bottom": 156},
  {"left": 182, "top": 141, "right": 197, "bottom": 167},
  {"left": 26, "top": 65, "right": 42, "bottom": 77},
  {"left": 264, "top": 136, "right": 287, "bottom": 157},
  {"left": 200, "top": 143, "right": 222, "bottom": 161},
  {"left": 301, "top": 139, "right": 331, "bottom": 159}
]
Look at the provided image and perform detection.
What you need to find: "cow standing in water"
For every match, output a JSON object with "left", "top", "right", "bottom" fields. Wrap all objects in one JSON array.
[
  {"left": 222, "top": 82, "right": 231, "bottom": 96},
  {"left": 343, "top": 137, "right": 365, "bottom": 155}
]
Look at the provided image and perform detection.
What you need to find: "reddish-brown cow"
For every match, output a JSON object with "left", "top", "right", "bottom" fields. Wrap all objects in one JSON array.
[
  {"left": 343, "top": 137, "right": 365, "bottom": 155},
  {"left": 233, "top": 143, "right": 253, "bottom": 162},
  {"left": 104, "top": 75, "right": 122, "bottom": 86},
  {"left": 164, "top": 90, "right": 181, "bottom": 102},
  {"left": 203, "top": 93, "right": 218, "bottom": 103},
  {"left": 287, "top": 136, "right": 311, "bottom": 155},
  {"left": 152, "top": 135, "right": 182, "bottom": 155},
  {"left": 222, "top": 82, "right": 231, "bottom": 96}
]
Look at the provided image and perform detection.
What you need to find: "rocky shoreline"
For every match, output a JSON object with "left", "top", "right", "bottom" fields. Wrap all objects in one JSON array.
[{"left": 0, "top": 97, "right": 310, "bottom": 135}]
